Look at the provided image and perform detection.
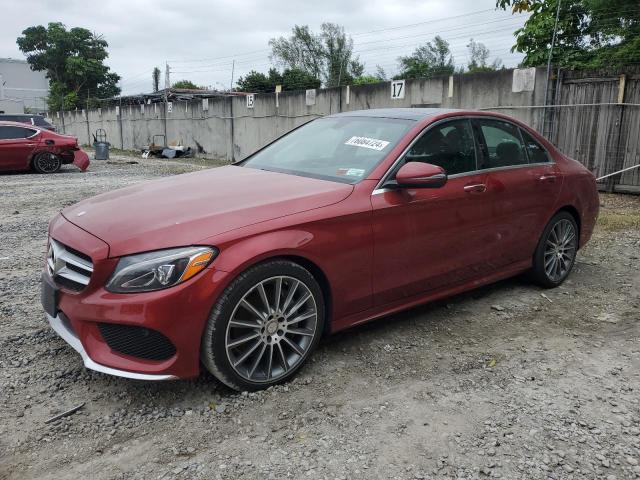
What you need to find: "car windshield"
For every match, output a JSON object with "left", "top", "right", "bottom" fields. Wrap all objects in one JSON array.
[{"left": 241, "top": 116, "right": 414, "bottom": 183}]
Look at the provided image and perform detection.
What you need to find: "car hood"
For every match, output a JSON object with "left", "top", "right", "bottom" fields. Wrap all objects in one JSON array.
[{"left": 62, "top": 165, "right": 353, "bottom": 258}]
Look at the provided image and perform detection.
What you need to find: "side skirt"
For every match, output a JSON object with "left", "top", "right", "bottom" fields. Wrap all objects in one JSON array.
[{"left": 330, "top": 259, "right": 532, "bottom": 333}]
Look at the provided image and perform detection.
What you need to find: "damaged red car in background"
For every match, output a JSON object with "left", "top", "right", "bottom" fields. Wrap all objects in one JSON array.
[{"left": 0, "top": 121, "right": 89, "bottom": 174}]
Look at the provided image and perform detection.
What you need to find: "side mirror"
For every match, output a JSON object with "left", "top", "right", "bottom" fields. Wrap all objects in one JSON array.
[{"left": 394, "top": 162, "right": 447, "bottom": 189}]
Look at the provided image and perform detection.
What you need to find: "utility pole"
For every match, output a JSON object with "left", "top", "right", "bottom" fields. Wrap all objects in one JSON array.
[
  {"left": 118, "top": 95, "right": 124, "bottom": 150},
  {"left": 542, "top": 0, "right": 562, "bottom": 135},
  {"left": 230, "top": 59, "right": 235, "bottom": 91},
  {"left": 86, "top": 90, "right": 91, "bottom": 146},
  {"left": 163, "top": 62, "right": 170, "bottom": 145}
]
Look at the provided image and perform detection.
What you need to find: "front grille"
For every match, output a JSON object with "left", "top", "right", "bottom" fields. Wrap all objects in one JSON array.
[
  {"left": 98, "top": 323, "right": 177, "bottom": 361},
  {"left": 47, "top": 238, "right": 93, "bottom": 292}
]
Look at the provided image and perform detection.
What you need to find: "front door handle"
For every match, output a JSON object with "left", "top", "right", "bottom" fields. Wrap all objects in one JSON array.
[
  {"left": 538, "top": 174, "right": 557, "bottom": 183},
  {"left": 464, "top": 183, "right": 487, "bottom": 193}
]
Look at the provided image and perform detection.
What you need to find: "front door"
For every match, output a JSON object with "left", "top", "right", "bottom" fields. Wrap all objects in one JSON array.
[
  {"left": 0, "top": 126, "right": 39, "bottom": 170},
  {"left": 370, "top": 118, "right": 497, "bottom": 306}
]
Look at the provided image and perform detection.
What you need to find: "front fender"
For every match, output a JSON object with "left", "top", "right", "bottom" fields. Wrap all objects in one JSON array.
[
  {"left": 213, "top": 229, "right": 325, "bottom": 275},
  {"left": 205, "top": 215, "right": 374, "bottom": 324}
]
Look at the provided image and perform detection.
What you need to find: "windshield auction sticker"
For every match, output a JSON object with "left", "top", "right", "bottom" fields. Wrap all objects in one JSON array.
[
  {"left": 336, "top": 168, "right": 365, "bottom": 177},
  {"left": 344, "top": 136, "right": 390, "bottom": 151}
]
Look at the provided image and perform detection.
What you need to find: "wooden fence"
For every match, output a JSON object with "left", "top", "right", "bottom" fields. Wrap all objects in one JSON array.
[{"left": 546, "top": 67, "right": 640, "bottom": 193}]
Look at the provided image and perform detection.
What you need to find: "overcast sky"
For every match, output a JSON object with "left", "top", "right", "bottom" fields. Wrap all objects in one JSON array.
[{"left": 0, "top": 0, "right": 528, "bottom": 95}]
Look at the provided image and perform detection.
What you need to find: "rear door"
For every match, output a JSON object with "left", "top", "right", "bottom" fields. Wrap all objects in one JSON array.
[
  {"left": 371, "top": 118, "right": 498, "bottom": 305},
  {"left": 473, "top": 118, "right": 562, "bottom": 266},
  {"left": 0, "top": 126, "right": 40, "bottom": 171}
]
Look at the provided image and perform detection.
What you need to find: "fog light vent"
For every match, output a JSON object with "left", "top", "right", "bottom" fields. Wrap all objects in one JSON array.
[{"left": 97, "top": 323, "right": 176, "bottom": 361}]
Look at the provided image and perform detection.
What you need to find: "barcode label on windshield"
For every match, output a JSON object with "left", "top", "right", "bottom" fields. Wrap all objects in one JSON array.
[{"left": 344, "top": 136, "right": 390, "bottom": 151}]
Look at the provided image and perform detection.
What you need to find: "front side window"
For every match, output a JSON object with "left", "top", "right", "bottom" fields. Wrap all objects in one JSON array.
[
  {"left": 404, "top": 119, "right": 477, "bottom": 175},
  {"left": 0, "top": 126, "right": 36, "bottom": 140},
  {"left": 242, "top": 116, "right": 414, "bottom": 183},
  {"left": 520, "top": 129, "right": 551, "bottom": 163},
  {"left": 477, "top": 119, "right": 527, "bottom": 169}
]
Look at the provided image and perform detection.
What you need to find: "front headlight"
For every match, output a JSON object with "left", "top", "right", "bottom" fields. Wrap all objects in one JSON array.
[{"left": 106, "top": 246, "right": 217, "bottom": 293}]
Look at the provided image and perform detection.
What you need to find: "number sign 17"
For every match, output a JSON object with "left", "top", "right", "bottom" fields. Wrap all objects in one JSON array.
[{"left": 391, "top": 80, "right": 405, "bottom": 99}]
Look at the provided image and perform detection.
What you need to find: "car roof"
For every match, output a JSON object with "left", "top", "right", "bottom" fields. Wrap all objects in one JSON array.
[
  {"left": 328, "top": 108, "right": 465, "bottom": 121},
  {"left": 0, "top": 120, "right": 42, "bottom": 128},
  {"left": 0, "top": 113, "right": 43, "bottom": 117}
]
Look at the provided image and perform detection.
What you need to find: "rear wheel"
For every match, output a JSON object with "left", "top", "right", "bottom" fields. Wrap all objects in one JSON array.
[
  {"left": 530, "top": 212, "right": 579, "bottom": 288},
  {"left": 201, "top": 260, "right": 324, "bottom": 391},
  {"left": 32, "top": 152, "right": 61, "bottom": 174}
]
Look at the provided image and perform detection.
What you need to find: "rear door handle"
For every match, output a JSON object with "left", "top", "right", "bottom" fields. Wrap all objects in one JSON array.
[
  {"left": 538, "top": 174, "right": 557, "bottom": 183},
  {"left": 464, "top": 183, "right": 487, "bottom": 193}
]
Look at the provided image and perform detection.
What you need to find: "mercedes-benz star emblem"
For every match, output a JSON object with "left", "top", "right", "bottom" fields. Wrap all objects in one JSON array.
[{"left": 47, "top": 243, "right": 64, "bottom": 277}]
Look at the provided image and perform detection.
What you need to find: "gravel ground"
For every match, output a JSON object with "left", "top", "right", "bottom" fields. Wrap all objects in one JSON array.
[{"left": 1, "top": 153, "right": 639, "bottom": 480}]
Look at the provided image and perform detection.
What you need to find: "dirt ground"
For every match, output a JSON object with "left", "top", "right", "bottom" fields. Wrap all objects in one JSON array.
[{"left": 1, "top": 153, "right": 639, "bottom": 480}]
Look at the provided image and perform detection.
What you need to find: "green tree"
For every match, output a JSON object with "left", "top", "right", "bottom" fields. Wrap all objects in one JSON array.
[
  {"left": 17, "top": 22, "right": 120, "bottom": 110},
  {"left": 172, "top": 79, "right": 204, "bottom": 90},
  {"left": 269, "top": 23, "right": 364, "bottom": 87},
  {"left": 352, "top": 75, "right": 381, "bottom": 85},
  {"left": 236, "top": 68, "right": 282, "bottom": 93},
  {"left": 396, "top": 36, "right": 455, "bottom": 79},
  {"left": 496, "top": 0, "right": 640, "bottom": 68},
  {"left": 281, "top": 68, "right": 321, "bottom": 90},
  {"left": 320, "top": 23, "right": 364, "bottom": 87},
  {"left": 237, "top": 67, "right": 320, "bottom": 92},
  {"left": 466, "top": 39, "right": 503, "bottom": 73},
  {"left": 374, "top": 65, "right": 388, "bottom": 81}
]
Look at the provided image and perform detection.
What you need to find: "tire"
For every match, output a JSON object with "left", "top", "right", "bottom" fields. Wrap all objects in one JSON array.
[
  {"left": 32, "top": 152, "right": 61, "bottom": 174},
  {"left": 201, "top": 260, "right": 325, "bottom": 391},
  {"left": 530, "top": 211, "right": 579, "bottom": 288}
]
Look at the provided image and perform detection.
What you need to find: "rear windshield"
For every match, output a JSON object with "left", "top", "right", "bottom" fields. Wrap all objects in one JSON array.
[
  {"left": 242, "top": 116, "right": 414, "bottom": 183},
  {"left": 33, "top": 116, "right": 51, "bottom": 127}
]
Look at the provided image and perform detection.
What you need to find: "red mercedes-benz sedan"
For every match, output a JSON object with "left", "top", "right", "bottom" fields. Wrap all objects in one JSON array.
[
  {"left": 41, "top": 109, "right": 599, "bottom": 390},
  {"left": 0, "top": 121, "right": 89, "bottom": 173}
]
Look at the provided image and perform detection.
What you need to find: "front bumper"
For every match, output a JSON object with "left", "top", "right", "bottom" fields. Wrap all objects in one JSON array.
[
  {"left": 46, "top": 312, "right": 177, "bottom": 381},
  {"left": 44, "top": 214, "right": 231, "bottom": 380}
]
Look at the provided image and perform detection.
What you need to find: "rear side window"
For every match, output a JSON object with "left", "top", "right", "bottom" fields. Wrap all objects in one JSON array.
[
  {"left": 520, "top": 129, "right": 550, "bottom": 163},
  {"left": 476, "top": 119, "right": 527, "bottom": 169},
  {"left": 405, "top": 119, "right": 477, "bottom": 175},
  {"left": 0, "top": 126, "right": 37, "bottom": 139}
]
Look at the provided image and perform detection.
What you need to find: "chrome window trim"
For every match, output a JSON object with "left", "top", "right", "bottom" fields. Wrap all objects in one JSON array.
[{"left": 371, "top": 115, "right": 556, "bottom": 195}]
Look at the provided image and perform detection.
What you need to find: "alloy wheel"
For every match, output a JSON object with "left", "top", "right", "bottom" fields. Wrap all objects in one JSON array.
[
  {"left": 36, "top": 153, "right": 60, "bottom": 173},
  {"left": 543, "top": 219, "right": 577, "bottom": 282},
  {"left": 225, "top": 275, "right": 318, "bottom": 383}
]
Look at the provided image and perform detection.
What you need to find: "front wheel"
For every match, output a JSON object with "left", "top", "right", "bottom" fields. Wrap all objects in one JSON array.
[
  {"left": 530, "top": 212, "right": 579, "bottom": 288},
  {"left": 32, "top": 152, "right": 61, "bottom": 174},
  {"left": 201, "top": 260, "right": 324, "bottom": 391}
]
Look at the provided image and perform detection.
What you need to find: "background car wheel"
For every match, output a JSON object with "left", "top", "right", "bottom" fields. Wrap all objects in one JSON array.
[
  {"left": 201, "top": 260, "right": 325, "bottom": 391},
  {"left": 32, "top": 152, "right": 61, "bottom": 174},
  {"left": 530, "top": 211, "right": 579, "bottom": 288}
]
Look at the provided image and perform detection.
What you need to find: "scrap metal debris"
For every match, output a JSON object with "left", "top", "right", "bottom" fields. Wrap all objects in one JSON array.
[
  {"left": 45, "top": 402, "right": 86, "bottom": 424},
  {"left": 142, "top": 135, "right": 193, "bottom": 159}
]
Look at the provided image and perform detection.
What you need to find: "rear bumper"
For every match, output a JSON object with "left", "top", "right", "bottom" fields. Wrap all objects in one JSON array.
[
  {"left": 72, "top": 149, "right": 90, "bottom": 171},
  {"left": 46, "top": 312, "right": 177, "bottom": 381}
]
